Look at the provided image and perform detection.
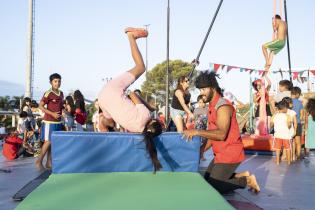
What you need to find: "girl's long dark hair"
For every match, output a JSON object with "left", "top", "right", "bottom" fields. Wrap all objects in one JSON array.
[
  {"left": 73, "top": 90, "right": 86, "bottom": 112},
  {"left": 143, "top": 120, "right": 163, "bottom": 173},
  {"left": 22, "top": 97, "right": 31, "bottom": 109},
  {"left": 306, "top": 98, "right": 315, "bottom": 121},
  {"left": 65, "top": 96, "right": 75, "bottom": 115},
  {"left": 176, "top": 76, "right": 188, "bottom": 92}
]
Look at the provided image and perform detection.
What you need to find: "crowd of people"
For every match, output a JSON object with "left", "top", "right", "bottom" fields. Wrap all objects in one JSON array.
[
  {"left": 2, "top": 79, "right": 88, "bottom": 170},
  {"left": 252, "top": 76, "right": 315, "bottom": 165},
  {"left": 2, "top": 25, "right": 315, "bottom": 196}
]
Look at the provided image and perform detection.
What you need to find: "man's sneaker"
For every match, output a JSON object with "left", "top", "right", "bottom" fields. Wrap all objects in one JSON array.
[{"left": 125, "top": 27, "right": 148, "bottom": 39}]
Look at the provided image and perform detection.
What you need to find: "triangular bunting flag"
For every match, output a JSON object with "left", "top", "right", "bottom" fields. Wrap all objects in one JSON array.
[
  {"left": 227, "top": 66, "right": 234, "bottom": 73},
  {"left": 293, "top": 72, "right": 299, "bottom": 80},
  {"left": 310, "top": 70, "right": 315, "bottom": 76},
  {"left": 214, "top": 63, "right": 221, "bottom": 72},
  {"left": 249, "top": 69, "right": 254, "bottom": 74},
  {"left": 240, "top": 68, "right": 244, "bottom": 72},
  {"left": 258, "top": 70, "right": 264, "bottom": 75}
]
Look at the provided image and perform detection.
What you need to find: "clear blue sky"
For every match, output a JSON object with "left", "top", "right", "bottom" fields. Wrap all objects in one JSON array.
[{"left": 0, "top": 0, "right": 314, "bottom": 102}]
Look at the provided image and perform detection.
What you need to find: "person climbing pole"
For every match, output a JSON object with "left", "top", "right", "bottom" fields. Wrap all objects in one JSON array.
[{"left": 262, "top": 14, "right": 287, "bottom": 73}]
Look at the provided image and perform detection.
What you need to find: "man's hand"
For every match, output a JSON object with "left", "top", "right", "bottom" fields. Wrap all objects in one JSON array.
[
  {"left": 182, "top": 129, "right": 199, "bottom": 141},
  {"left": 191, "top": 59, "right": 200, "bottom": 66},
  {"left": 188, "top": 112, "right": 195, "bottom": 121},
  {"left": 51, "top": 112, "right": 61, "bottom": 120}
]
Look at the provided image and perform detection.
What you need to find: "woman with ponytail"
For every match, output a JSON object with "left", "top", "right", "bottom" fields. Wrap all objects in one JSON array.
[{"left": 98, "top": 27, "right": 163, "bottom": 172}]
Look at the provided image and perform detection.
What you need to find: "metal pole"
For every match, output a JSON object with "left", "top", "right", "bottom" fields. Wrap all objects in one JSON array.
[
  {"left": 284, "top": 0, "right": 292, "bottom": 82},
  {"left": 188, "top": 0, "right": 224, "bottom": 78},
  {"left": 144, "top": 24, "right": 150, "bottom": 74},
  {"left": 25, "top": 0, "right": 34, "bottom": 98},
  {"left": 165, "top": 0, "right": 170, "bottom": 125}
]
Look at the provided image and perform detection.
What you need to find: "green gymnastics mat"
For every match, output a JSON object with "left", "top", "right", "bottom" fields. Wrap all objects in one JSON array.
[{"left": 16, "top": 172, "right": 234, "bottom": 210}]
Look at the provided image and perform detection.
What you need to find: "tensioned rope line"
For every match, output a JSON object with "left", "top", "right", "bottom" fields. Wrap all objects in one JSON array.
[{"left": 188, "top": 0, "right": 224, "bottom": 79}]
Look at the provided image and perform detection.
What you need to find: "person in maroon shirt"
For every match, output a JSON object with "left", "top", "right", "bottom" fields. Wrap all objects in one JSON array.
[
  {"left": 36, "top": 73, "right": 63, "bottom": 170},
  {"left": 183, "top": 71, "right": 260, "bottom": 194}
]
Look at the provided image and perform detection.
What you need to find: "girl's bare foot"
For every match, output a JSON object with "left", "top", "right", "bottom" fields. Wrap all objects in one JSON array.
[
  {"left": 125, "top": 27, "right": 148, "bottom": 39},
  {"left": 45, "top": 163, "right": 52, "bottom": 169},
  {"left": 246, "top": 175, "right": 260, "bottom": 194},
  {"left": 35, "top": 159, "right": 45, "bottom": 171},
  {"left": 45, "top": 160, "right": 52, "bottom": 169}
]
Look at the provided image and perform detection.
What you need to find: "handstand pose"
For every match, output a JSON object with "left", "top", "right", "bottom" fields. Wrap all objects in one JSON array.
[
  {"left": 98, "top": 28, "right": 162, "bottom": 172},
  {"left": 262, "top": 14, "right": 287, "bottom": 73}
]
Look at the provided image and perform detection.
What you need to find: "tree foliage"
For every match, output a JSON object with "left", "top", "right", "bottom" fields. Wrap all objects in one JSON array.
[{"left": 141, "top": 60, "right": 196, "bottom": 106}]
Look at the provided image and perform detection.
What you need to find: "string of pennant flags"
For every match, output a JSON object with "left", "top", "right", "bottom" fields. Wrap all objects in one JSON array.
[{"left": 209, "top": 62, "right": 315, "bottom": 83}]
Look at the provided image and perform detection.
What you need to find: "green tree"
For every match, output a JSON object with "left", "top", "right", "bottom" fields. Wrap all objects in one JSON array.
[
  {"left": 85, "top": 103, "right": 96, "bottom": 125},
  {"left": 141, "top": 59, "right": 196, "bottom": 107},
  {"left": 0, "top": 96, "right": 10, "bottom": 110}
]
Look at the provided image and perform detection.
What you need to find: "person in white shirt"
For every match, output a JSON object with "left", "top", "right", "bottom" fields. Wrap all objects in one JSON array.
[
  {"left": 270, "top": 80, "right": 292, "bottom": 113},
  {"left": 17, "top": 111, "right": 28, "bottom": 134},
  {"left": 282, "top": 97, "right": 297, "bottom": 161},
  {"left": 271, "top": 101, "right": 292, "bottom": 165}
]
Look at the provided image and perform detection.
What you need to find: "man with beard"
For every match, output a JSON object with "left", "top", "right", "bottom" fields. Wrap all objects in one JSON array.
[{"left": 182, "top": 71, "right": 260, "bottom": 194}]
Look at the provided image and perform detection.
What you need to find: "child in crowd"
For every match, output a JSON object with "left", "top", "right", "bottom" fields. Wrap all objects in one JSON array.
[
  {"left": 92, "top": 99, "right": 100, "bottom": 132},
  {"left": 36, "top": 73, "right": 63, "bottom": 170},
  {"left": 63, "top": 96, "right": 75, "bottom": 131},
  {"left": 30, "top": 101, "right": 43, "bottom": 157},
  {"left": 17, "top": 111, "right": 28, "bottom": 135},
  {"left": 22, "top": 97, "right": 33, "bottom": 118},
  {"left": 193, "top": 95, "right": 208, "bottom": 130},
  {"left": 271, "top": 79, "right": 292, "bottom": 113},
  {"left": 193, "top": 95, "right": 208, "bottom": 161},
  {"left": 282, "top": 97, "right": 297, "bottom": 161},
  {"left": 271, "top": 100, "right": 292, "bottom": 165},
  {"left": 291, "top": 87, "right": 304, "bottom": 160},
  {"left": 73, "top": 90, "right": 87, "bottom": 131},
  {"left": 304, "top": 98, "right": 315, "bottom": 163},
  {"left": 157, "top": 112, "right": 166, "bottom": 130},
  {"left": 2, "top": 127, "right": 33, "bottom": 160}
]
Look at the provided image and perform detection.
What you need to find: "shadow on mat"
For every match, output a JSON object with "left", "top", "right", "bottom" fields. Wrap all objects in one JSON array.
[{"left": 12, "top": 170, "right": 51, "bottom": 201}]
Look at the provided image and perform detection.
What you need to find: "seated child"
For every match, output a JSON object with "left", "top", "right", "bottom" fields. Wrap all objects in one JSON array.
[{"left": 2, "top": 127, "right": 33, "bottom": 160}]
